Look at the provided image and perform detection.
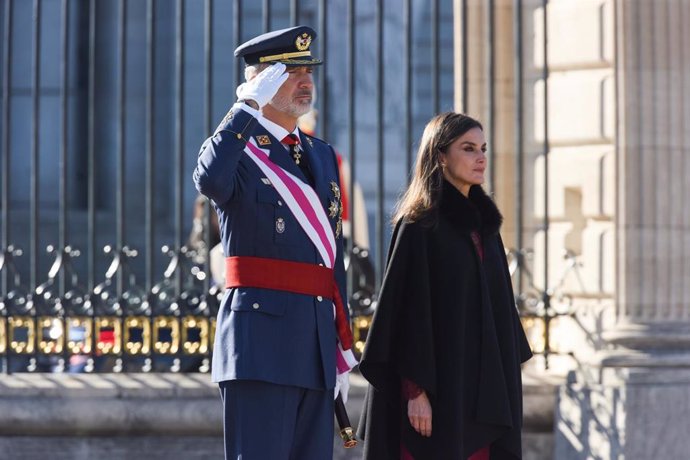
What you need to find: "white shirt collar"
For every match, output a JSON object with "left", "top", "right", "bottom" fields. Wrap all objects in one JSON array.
[
  {"left": 259, "top": 115, "right": 298, "bottom": 143},
  {"left": 233, "top": 102, "right": 300, "bottom": 145}
]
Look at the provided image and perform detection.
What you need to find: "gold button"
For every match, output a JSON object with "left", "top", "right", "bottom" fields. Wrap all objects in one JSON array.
[
  {"left": 252, "top": 303, "right": 260, "bottom": 309},
  {"left": 317, "top": 296, "right": 323, "bottom": 302}
]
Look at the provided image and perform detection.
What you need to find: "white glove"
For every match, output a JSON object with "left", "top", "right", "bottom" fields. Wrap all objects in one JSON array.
[
  {"left": 235, "top": 82, "right": 248, "bottom": 100},
  {"left": 236, "top": 63, "right": 288, "bottom": 109},
  {"left": 334, "top": 371, "right": 350, "bottom": 404}
]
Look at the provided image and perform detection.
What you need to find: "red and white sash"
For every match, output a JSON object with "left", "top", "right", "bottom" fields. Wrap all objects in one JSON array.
[
  {"left": 243, "top": 138, "right": 357, "bottom": 373},
  {"left": 245, "top": 138, "right": 335, "bottom": 268}
]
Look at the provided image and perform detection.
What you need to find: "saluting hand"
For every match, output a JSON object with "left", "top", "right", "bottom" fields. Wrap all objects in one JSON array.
[
  {"left": 236, "top": 62, "right": 289, "bottom": 109},
  {"left": 408, "top": 391, "right": 432, "bottom": 437}
]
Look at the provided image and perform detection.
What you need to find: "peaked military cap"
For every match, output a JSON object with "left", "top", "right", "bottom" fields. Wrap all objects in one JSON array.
[{"left": 234, "top": 26, "right": 322, "bottom": 66}]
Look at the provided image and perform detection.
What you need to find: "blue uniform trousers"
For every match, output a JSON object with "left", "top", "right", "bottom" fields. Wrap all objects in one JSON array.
[{"left": 219, "top": 379, "right": 334, "bottom": 460}]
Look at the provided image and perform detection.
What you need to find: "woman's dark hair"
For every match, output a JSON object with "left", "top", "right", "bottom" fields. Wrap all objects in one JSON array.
[{"left": 391, "top": 112, "right": 483, "bottom": 224}]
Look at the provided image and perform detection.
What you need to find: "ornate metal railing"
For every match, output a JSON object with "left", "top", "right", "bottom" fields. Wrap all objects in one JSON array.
[
  {"left": 346, "top": 246, "right": 376, "bottom": 358},
  {"left": 0, "top": 241, "right": 377, "bottom": 373},
  {"left": 0, "top": 243, "right": 221, "bottom": 373},
  {"left": 3, "top": 242, "right": 587, "bottom": 374},
  {"left": 507, "top": 247, "right": 586, "bottom": 369}
]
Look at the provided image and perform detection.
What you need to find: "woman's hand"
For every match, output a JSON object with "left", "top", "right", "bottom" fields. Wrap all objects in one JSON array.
[{"left": 407, "top": 391, "right": 432, "bottom": 437}]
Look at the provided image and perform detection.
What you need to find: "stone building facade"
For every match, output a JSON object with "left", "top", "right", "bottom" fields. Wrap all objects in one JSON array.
[{"left": 455, "top": 0, "right": 690, "bottom": 457}]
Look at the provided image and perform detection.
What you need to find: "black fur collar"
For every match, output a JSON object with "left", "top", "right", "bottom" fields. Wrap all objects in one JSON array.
[{"left": 439, "top": 180, "right": 503, "bottom": 236}]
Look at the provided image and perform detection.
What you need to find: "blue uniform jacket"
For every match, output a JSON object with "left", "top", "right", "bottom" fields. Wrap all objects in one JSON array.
[{"left": 193, "top": 106, "right": 347, "bottom": 390}]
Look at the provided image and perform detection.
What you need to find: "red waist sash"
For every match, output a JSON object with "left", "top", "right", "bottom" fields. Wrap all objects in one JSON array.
[{"left": 225, "top": 256, "right": 353, "bottom": 350}]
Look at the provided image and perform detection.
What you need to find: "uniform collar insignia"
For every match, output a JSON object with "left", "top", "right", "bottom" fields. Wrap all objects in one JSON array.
[{"left": 256, "top": 135, "right": 272, "bottom": 146}]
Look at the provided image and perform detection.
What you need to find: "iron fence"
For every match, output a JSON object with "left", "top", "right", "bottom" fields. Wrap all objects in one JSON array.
[{"left": 0, "top": 0, "right": 558, "bottom": 373}]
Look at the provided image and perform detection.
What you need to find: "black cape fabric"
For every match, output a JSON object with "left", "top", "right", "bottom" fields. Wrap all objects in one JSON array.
[{"left": 357, "top": 181, "right": 532, "bottom": 460}]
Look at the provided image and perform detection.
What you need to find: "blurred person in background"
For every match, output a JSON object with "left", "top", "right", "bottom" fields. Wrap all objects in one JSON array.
[
  {"left": 298, "top": 108, "right": 369, "bottom": 251},
  {"left": 299, "top": 109, "right": 376, "bottom": 333},
  {"left": 187, "top": 195, "right": 224, "bottom": 288}
]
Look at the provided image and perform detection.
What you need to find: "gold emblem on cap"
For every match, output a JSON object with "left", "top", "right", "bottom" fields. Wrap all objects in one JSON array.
[
  {"left": 256, "top": 135, "right": 271, "bottom": 146},
  {"left": 295, "top": 33, "right": 312, "bottom": 51}
]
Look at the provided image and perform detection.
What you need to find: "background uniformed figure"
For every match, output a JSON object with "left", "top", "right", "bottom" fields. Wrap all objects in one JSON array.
[{"left": 193, "top": 26, "right": 349, "bottom": 460}]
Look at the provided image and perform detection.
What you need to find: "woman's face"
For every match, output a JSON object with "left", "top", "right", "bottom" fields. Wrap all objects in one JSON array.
[{"left": 440, "top": 127, "right": 487, "bottom": 196}]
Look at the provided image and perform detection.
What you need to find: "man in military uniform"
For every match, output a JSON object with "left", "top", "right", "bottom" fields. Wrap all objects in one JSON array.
[{"left": 193, "top": 26, "right": 356, "bottom": 460}]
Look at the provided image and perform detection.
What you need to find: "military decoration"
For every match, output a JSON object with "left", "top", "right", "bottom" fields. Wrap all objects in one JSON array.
[
  {"left": 275, "top": 217, "right": 286, "bottom": 234},
  {"left": 295, "top": 33, "right": 312, "bottom": 51},
  {"left": 330, "top": 181, "right": 341, "bottom": 200},
  {"left": 257, "top": 135, "right": 272, "bottom": 146},
  {"left": 305, "top": 136, "right": 313, "bottom": 148},
  {"left": 329, "top": 181, "right": 343, "bottom": 238},
  {"left": 328, "top": 200, "right": 339, "bottom": 218}
]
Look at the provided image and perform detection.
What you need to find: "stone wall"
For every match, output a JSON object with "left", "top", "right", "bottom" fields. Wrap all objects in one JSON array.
[
  {"left": 453, "top": 0, "right": 615, "bottom": 372},
  {"left": 455, "top": 0, "right": 690, "bottom": 457},
  {"left": 528, "top": 0, "right": 616, "bottom": 368},
  {"left": 0, "top": 371, "right": 556, "bottom": 460},
  {"left": 554, "top": 1, "right": 690, "bottom": 457}
]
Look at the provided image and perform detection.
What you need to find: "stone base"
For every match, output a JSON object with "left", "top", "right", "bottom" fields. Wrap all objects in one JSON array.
[
  {"left": 524, "top": 432, "right": 555, "bottom": 460},
  {"left": 0, "top": 436, "right": 224, "bottom": 460},
  {"left": 0, "top": 373, "right": 222, "bottom": 436},
  {"left": 0, "top": 371, "right": 557, "bottom": 459},
  {"left": 522, "top": 368, "right": 562, "bottom": 460},
  {"left": 556, "top": 365, "right": 690, "bottom": 459}
]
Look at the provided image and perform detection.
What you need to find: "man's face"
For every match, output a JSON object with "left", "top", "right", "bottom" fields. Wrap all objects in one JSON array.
[{"left": 269, "top": 66, "right": 314, "bottom": 118}]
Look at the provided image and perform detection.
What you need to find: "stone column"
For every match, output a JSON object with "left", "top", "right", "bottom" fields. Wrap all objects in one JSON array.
[
  {"left": 556, "top": 1, "right": 690, "bottom": 458},
  {"left": 453, "top": 0, "right": 524, "bottom": 243}
]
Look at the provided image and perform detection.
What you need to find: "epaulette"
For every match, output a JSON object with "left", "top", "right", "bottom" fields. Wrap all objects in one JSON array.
[
  {"left": 214, "top": 108, "right": 257, "bottom": 142},
  {"left": 302, "top": 132, "right": 329, "bottom": 149},
  {"left": 213, "top": 108, "right": 236, "bottom": 134}
]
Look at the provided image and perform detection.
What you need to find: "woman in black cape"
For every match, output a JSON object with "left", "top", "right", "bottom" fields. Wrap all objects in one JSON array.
[{"left": 357, "top": 112, "right": 532, "bottom": 460}]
